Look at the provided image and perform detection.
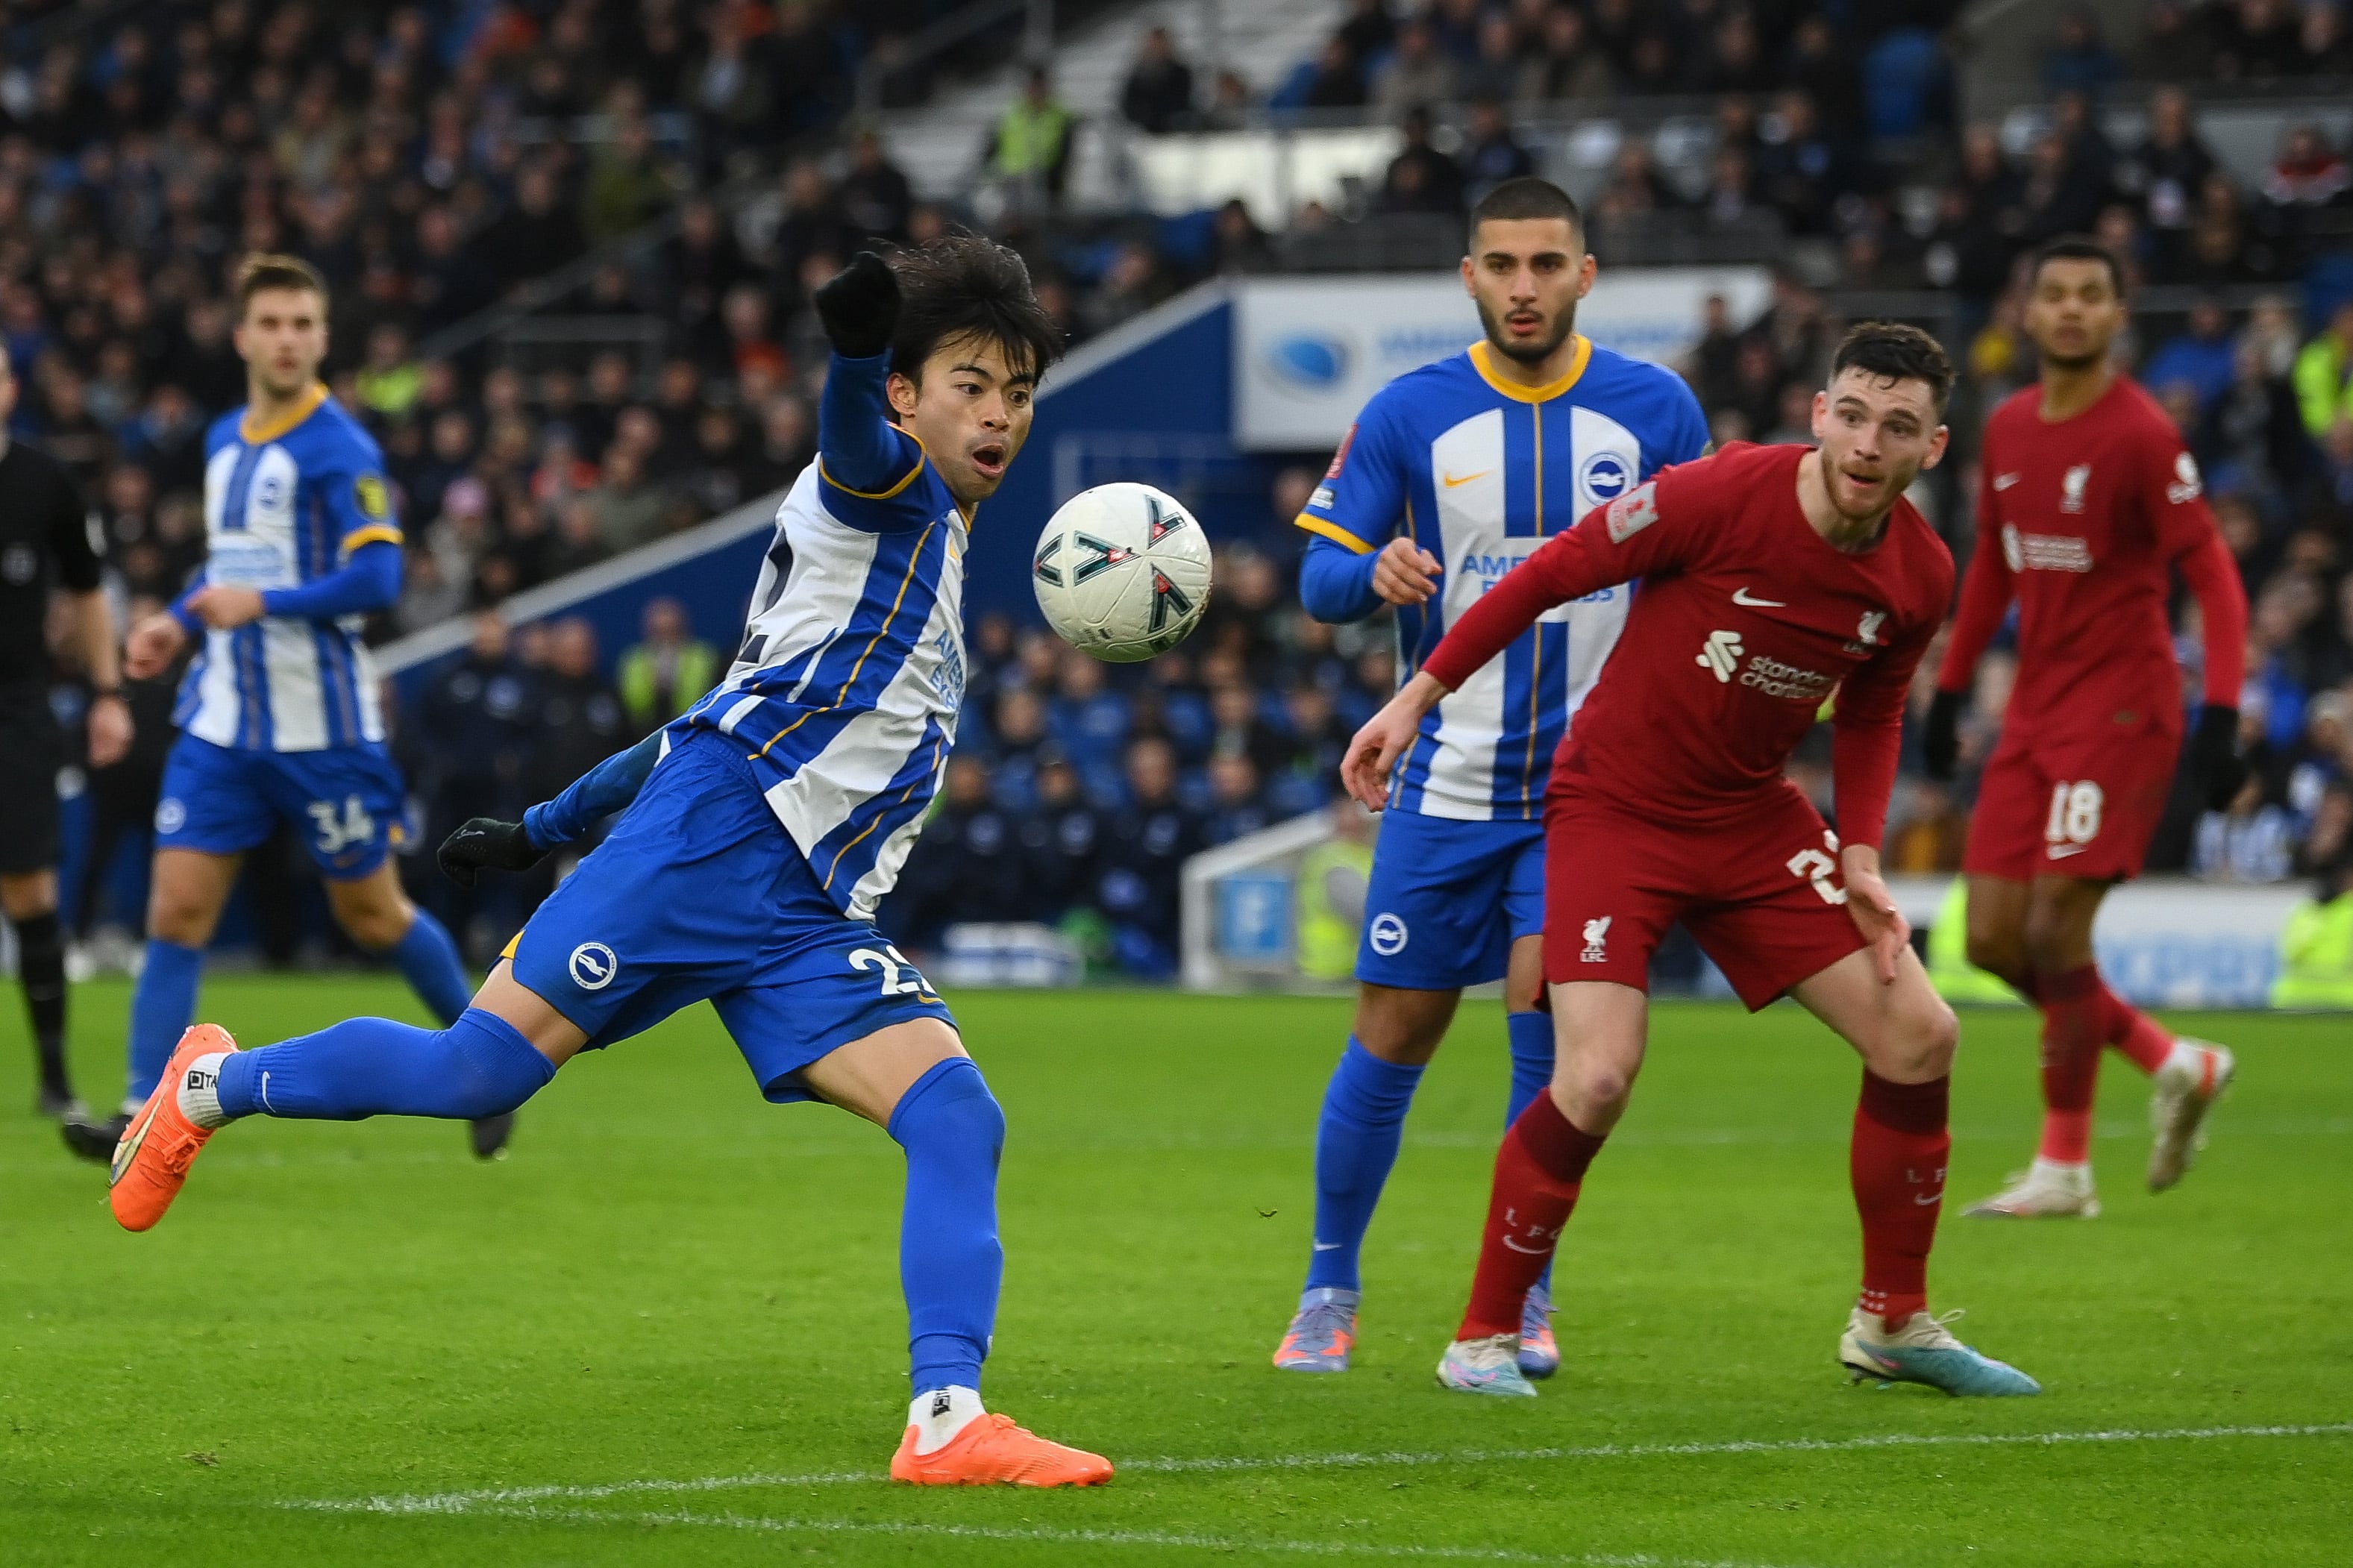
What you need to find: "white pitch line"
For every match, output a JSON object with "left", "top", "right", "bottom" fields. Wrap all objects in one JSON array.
[
  {"left": 291, "top": 1421, "right": 2353, "bottom": 1517},
  {"left": 439, "top": 1501, "right": 1811, "bottom": 1568}
]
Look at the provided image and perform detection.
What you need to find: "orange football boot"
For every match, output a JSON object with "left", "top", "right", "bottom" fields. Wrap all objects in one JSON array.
[
  {"left": 889, "top": 1412, "right": 1113, "bottom": 1487},
  {"left": 110, "top": 1024, "right": 239, "bottom": 1232}
]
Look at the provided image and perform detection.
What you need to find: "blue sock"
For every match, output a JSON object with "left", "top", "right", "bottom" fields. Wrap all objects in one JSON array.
[
  {"left": 216, "top": 1008, "right": 555, "bottom": 1121},
  {"left": 127, "top": 938, "right": 205, "bottom": 1103},
  {"left": 1506, "top": 1009, "right": 1558, "bottom": 1299},
  {"left": 1506, "top": 1011, "right": 1554, "bottom": 1126},
  {"left": 1305, "top": 1038, "right": 1424, "bottom": 1293},
  {"left": 387, "top": 910, "right": 474, "bottom": 1027},
  {"left": 890, "top": 1056, "right": 1003, "bottom": 1396}
]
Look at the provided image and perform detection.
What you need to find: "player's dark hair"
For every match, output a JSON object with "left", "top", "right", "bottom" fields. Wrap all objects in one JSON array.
[
  {"left": 886, "top": 234, "right": 1065, "bottom": 389},
  {"left": 234, "top": 252, "right": 329, "bottom": 313},
  {"left": 1468, "top": 178, "right": 1583, "bottom": 248},
  {"left": 1829, "top": 320, "right": 1954, "bottom": 413},
  {"left": 2028, "top": 235, "right": 2125, "bottom": 296}
]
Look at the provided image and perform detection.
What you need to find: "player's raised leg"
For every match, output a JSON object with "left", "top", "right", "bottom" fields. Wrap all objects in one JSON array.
[
  {"left": 324, "top": 859, "right": 518, "bottom": 1159},
  {"left": 1437, "top": 979, "right": 1639, "bottom": 1397},
  {"left": 1500, "top": 936, "right": 1564, "bottom": 1378},
  {"left": 107, "top": 963, "right": 573, "bottom": 1229},
  {"left": 1789, "top": 944, "right": 2040, "bottom": 1396},
  {"left": 780, "top": 1017, "right": 1109, "bottom": 1487}
]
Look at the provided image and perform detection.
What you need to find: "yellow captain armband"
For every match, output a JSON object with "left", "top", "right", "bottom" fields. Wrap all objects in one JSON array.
[{"left": 1294, "top": 513, "right": 1374, "bottom": 554}]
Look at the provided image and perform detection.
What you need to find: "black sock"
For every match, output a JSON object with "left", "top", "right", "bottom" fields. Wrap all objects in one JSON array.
[{"left": 14, "top": 912, "right": 70, "bottom": 1099}]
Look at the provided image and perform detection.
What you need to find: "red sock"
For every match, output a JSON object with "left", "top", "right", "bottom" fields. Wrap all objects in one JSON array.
[
  {"left": 1456, "top": 1093, "right": 1605, "bottom": 1341},
  {"left": 2035, "top": 964, "right": 2102, "bottom": 1164},
  {"left": 2097, "top": 979, "right": 2174, "bottom": 1074},
  {"left": 1852, "top": 1070, "right": 1949, "bottom": 1331}
]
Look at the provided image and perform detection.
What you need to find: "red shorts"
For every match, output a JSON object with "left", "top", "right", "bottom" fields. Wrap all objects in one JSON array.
[
  {"left": 1544, "top": 783, "right": 1867, "bottom": 1012},
  {"left": 1964, "top": 720, "right": 2181, "bottom": 884}
]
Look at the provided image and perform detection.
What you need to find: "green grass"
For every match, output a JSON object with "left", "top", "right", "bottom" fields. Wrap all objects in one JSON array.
[{"left": 2, "top": 979, "right": 2349, "bottom": 1566}]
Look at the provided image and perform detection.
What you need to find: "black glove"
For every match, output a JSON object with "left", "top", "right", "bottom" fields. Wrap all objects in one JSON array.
[
  {"left": 812, "top": 251, "right": 900, "bottom": 359},
  {"left": 1922, "top": 689, "right": 1964, "bottom": 781},
  {"left": 437, "top": 818, "right": 545, "bottom": 888},
  {"left": 2190, "top": 703, "right": 2249, "bottom": 812}
]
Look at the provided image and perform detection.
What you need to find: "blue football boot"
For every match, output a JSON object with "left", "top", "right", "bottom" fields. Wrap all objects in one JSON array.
[
  {"left": 1273, "top": 1286, "right": 1359, "bottom": 1373},
  {"left": 1839, "top": 1308, "right": 2043, "bottom": 1396}
]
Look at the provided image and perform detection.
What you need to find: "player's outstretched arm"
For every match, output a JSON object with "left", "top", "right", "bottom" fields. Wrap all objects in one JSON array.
[{"left": 438, "top": 733, "right": 664, "bottom": 886}]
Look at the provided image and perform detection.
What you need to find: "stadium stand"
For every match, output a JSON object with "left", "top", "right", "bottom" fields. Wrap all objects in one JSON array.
[{"left": 4, "top": 0, "right": 2350, "bottom": 977}]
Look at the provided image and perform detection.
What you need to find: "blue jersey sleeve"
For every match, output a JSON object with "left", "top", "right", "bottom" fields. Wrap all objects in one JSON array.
[
  {"left": 818, "top": 351, "right": 936, "bottom": 532},
  {"left": 319, "top": 436, "right": 404, "bottom": 556},
  {"left": 260, "top": 540, "right": 401, "bottom": 619},
  {"left": 1294, "top": 393, "right": 1409, "bottom": 558},
  {"left": 523, "top": 732, "right": 665, "bottom": 850},
  {"left": 1299, "top": 537, "right": 1385, "bottom": 623},
  {"left": 1657, "top": 378, "right": 1712, "bottom": 468}
]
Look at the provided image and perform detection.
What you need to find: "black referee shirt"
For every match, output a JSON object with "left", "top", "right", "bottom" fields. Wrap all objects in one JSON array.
[{"left": 0, "top": 439, "right": 100, "bottom": 684}]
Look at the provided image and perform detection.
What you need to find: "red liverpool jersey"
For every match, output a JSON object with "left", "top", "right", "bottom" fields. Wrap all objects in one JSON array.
[
  {"left": 1937, "top": 376, "right": 2244, "bottom": 736},
  {"left": 1422, "top": 442, "right": 1954, "bottom": 849}
]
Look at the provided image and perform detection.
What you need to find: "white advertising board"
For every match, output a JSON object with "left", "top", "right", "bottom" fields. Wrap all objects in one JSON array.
[{"left": 1232, "top": 269, "right": 1773, "bottom": 451}]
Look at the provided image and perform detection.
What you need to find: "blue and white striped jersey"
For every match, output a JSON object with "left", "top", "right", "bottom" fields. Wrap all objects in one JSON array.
[
  {"left": 1296, "top": 339, "right": 1708, "bottom": 821},
  {"left": 678, "top": 448, "right": 968, "bottom": 923},
  {"left": 178, "top": 386, "right": 401, "bottom": 752}
]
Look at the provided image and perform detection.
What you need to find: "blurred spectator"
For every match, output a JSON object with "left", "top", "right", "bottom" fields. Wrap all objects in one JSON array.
[
  {"left": 893, "top": 754, "right": 1023, "bottom": 944},
  {"left": 530, "top": 618, "right": 628, "bottom": 806},
  {"left": 1121, "top": 28, "right": 1197, "bottom": 135},
  {"left": 1015, "top": 750, "right": 1103, "bottom": 922},
  {"left": 2295, "top": 300, "right": 2353, "bottom": 439},
  {"left": 839, "top": 132, "right": 915, "bottom": 246},
  {"left": 586, "top": 448, "right": 666, "bottom": 553},
  {"left": 1516, "top": 6, "right": 1615, "bottom": 102},
  {"left": 985, "top": 68, "right": 1076, "bottom": 207},
  {"left": 1206, "top": 754, "right": 1273, "bottom": 844},
  {"left": 2143, "top": 298, "right": 2239, "bottom": 413},
  {"left": 2043, "top": 6, "right": 2120, "bottom": 98},
  {"left": 1097, "top": 736, "right": 1203, "bottom": 977},
  {"left": 2211, "top": 0, "right": 2307, "bottom": 81},
  {"left": 1461, "top": 101, "right": 1535, "bottom": 204},
  {"left": 1374, "top": 20, "right": 1460, "bottom": 116},
  {"left": 615, "top": 596, "right": 720, "bottom": 738},
  {"left": 1381, "top": 107, "right": 1468, "bottom": 218}
]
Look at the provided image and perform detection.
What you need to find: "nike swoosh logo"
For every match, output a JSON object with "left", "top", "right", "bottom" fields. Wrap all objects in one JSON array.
[
  {"left": 1993, "top": 473, "right": 2021, "bottom": 490},
  {"left": 1312, "top": 1241, "right": 1341, "bottom": 1251},
  {"left": 110, "top": 1104, "right": 154, "bottom": 1187},
  {"left": 1732, "top": 587, "right": 1786, "bottom": 607},
  {"left": 1914, "top": 1192, "right": 1943, "bottom": 1206},
  {"left": 1441, "top": 470, "right": 1492, "bottom": 489},
  {"left": 2046, "top": 843, "right": 2090, "bottom": 859},
  {"left": 1501, "top": 1237, "right": 1551, "bottom": 1255}
]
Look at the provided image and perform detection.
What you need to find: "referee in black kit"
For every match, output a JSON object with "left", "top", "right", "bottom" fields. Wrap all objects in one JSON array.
[{"left": 0, "top": 345, "right": 131, "bottom": 1120}]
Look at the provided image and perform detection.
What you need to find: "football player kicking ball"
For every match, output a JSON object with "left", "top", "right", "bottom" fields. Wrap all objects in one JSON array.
[
  {"left": 1924, "top": 238, "right": 2249, "bottom": 1218},
  {"left": 1344, "top": 323, "right": 2042, "bottom": 1399},
  {"left": 105, "top": 242, "right": 1112, "bottom": 1486}
]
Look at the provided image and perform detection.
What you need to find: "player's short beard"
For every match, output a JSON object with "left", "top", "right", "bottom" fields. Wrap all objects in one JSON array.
[{"left": 1477, "top": 296, "right": 1576, "bottom": 365}]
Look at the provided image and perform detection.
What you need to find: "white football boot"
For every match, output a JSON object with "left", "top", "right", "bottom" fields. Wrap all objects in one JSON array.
[
  {"left": 1962, "top": 1156, "right": 2100, "bottom": 1218},
  {"left": 2148, "top": 1039, "right": 2235, "bottom": 1194}
]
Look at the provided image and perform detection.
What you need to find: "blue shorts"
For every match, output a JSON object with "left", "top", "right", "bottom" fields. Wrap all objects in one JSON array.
[
  {"left": 155, "top": 734, "right": 409, "bottom": 880},
  {"left": 1356, "top": 812, "right": 1547, "bottom": 991},
  {"left": 508, "top": 730, "right": 955, "bottom": 1103}
]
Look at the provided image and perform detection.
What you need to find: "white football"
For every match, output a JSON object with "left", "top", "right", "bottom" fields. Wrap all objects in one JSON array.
[{"left": 1030, "top": 482, "right": 1212, "bottom": 662}]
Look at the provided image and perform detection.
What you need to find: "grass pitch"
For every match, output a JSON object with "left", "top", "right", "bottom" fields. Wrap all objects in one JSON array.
[{"left": 2, "top": 978, "right": 2348, "bottom": 1566}]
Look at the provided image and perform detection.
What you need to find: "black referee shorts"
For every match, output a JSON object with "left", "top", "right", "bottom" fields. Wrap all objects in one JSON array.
[{"left": 0, "top": 680, "right": 62, "bottom": 876}]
